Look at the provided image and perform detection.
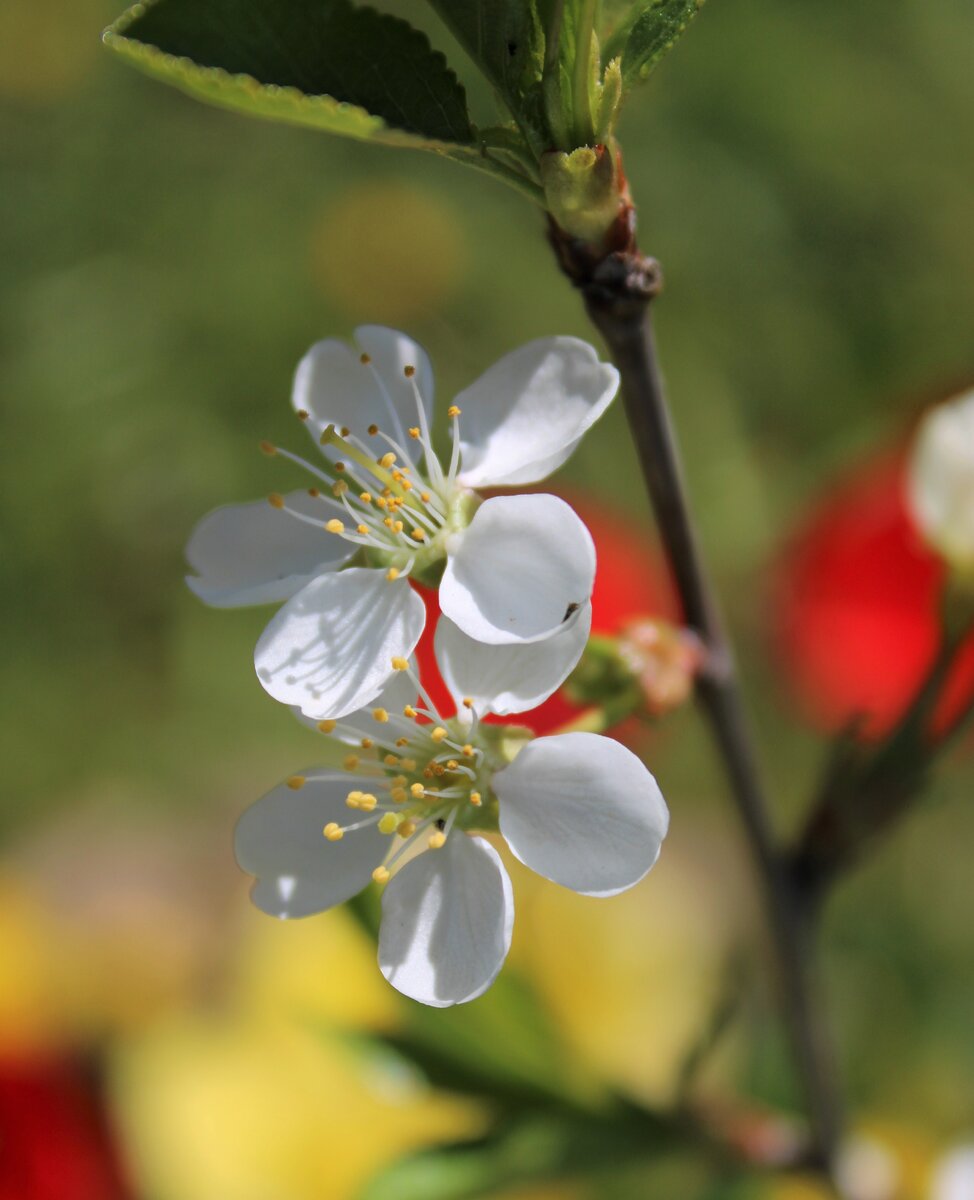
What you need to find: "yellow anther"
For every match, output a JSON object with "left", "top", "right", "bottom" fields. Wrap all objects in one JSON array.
[
  {"left": 393, "top": 521, "right": 404, "bottom": 534},
  {"left": 462, "top": 744, "right": 474, "bottom": 757},
  {"left": 420, "top": 492, "right": 431, "bottom": 503},
  {"left": 428, "top": 831, "right": 447, "bottom": 850},
  {"left": 386, "top": 568, "right": 400, "bottom": 581},
  {"left": 346, "top": 790, "right": 363, "bottom": 809},
  {"left": 357, "top": 524, "right": 369, "bottom": 535},
  {"left": 372, "top": 708, "right": 389, "bottom": 724},
  {"left": 332, "top": 479, "right": 349, "bottom": 497},
  {"left": 379, "top": 452, "right": 397, "bottom": 469},
  {"left": 323, "top": 822, "right": 344, "bottom": 841},
  {"left": 360, "top": 352, "right": 371, "bottom": 365},
  {"left": 446, "top": 760, "right": 459, "bottom": 771},
  {"left": 470, "top": 791, "right": 482, "bottom": 806},
  {"left": 335, "top": 461, "right": 346, "bottom": 472},
  {"left": 358, "top": 793, "right": 378, "bottom": 812},
  {"left": 372, "top": 866, "right": 390, "bottom": 884},
  {"left": 411, "top": 528, "right": 425, "bottom": 541},
  {"left": 390, "top": 787, "right": 408, "bottom": 804},
  {"left": 340, "top": 426, "right": 350, "bottom": 437},
  {"left": 402, "top": 480, "right": 413, "bottom": 491},
  {"left": 463, "top": 697, "right": 474, "bottom": 709},
  {"left": 401, "top": 758, "right": 417, "bottom": 771},
  {"left": 433, "top": 763, "right": 446, "bottom": 777},
  {"left": 383, "top": 517, "right": 395, "bottom": 529},
  {"left": 391, "top": 470, "right": 403, "bottom": 482},
  {"left": 423, "top": 767, "right": 434, "bottom": 779},
  {"left": 360, "top": 737, "right": 374, "bottom": 750},
  {"left": 342, "top": 754, "right": 360, "bottom": 771},
  {"left": 286, "top": 775, "right": 306, "bottom": 790},
  {"left": 410, "top": 783, "right": 426, "bottom": 798},
  {"left": 403, "top": 705, "right": 417, "bottom": 718},
  {"left": 448, "top": 405, "right": 462, "bottom": 418},
  {"left": 378, "top": 813, "right": 400, "bottom": 835},
  {"left": 367, "top": 423, "right": 379, "bottom": 436},
  {"left": 404, "top": 365, "right": 416, "bottom": 378},
  {"left": 296, "top": 409, "right": 309, "bottom": 421},
  {"left": 392, "top": 775, "right": 407, "bottom": 787},
  {"left": 408, "top": 427, "right": 421, "bottom": 439},
  {"left": 431, "top": 727, "right": 448, "bottom": 743},
  {"left": 268, "top": 493, "right": 285, "bottom": 509},
  {"left": 391, "top": 656, "right": 410, "bottom": 671},
  {"left": 375, "top": 496, "right": 388, "bottom": 509},
  {"left": 325, "top": 518, "right": 345, "bottom": 534},
  {"left": 308, "top": 487, "right": 320, "bottom": 497},
  {"left": 259, "top": 439, "right": 277, "bottom": 455},
  {"left": 318, "top": 719, "right": 337, "bottom": 733},
  {"left": 395, "top": 737, "right": 409, "bottom": 748},
  {"left": 383, "top": 754, "right": 399, "bottom": 766},
  {"left": 398, "top": 820, "right": 416, "bottom": 838},
  {"left": 360, "top": 492, "right": 373, "bottom": 504}
]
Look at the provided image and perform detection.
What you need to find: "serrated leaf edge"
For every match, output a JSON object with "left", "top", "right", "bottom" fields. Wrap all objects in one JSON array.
[{"left": 102, "top": 0, "right": 474, "bottom": 152}]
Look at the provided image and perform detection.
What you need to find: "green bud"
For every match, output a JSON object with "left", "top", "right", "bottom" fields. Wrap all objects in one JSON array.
[{"left": 541, "top": 142, "right": 624, "bottom": 245}]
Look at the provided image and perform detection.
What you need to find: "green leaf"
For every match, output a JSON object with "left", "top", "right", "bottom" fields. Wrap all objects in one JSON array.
[
  {"left": 104, "top": 0, "right": 475, "bottom": 150},
  {"left": 360, "top": 1107, "right": 679, "bottom": 1200},
  {"left": 602, "top": 0, "right": 705, "bottom": 88},
  {"left": 425, "top": 1, "right": 548, "bottom": 149},
  {"left": 377, "top": 971, "right": 579, "bottom": 1106}
]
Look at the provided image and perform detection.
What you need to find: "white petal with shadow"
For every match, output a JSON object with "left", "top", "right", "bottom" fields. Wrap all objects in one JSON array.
[
  {"left": 185, "top": 491, "right": 352, "bottom": 607},
  {"left": 495, "top": 732, "right": 669, "bottom": 897},
  {"left": 235, "top": 773, "right": 385, "bottom": 918},
  {"left": 254, "top": 568, "right": 426, "bottom": 719},
  {"left": 378, "top": 835, "right": 513, "bottom": 1007},
  {"left": 439, "top": 494, "right": 596, "bottom": 644},
  {"left": 433, "top": 608, "right": 591, "bottom": 716},
  {"left": 455, "top": 337, "right": 618, "bottom": 488}
]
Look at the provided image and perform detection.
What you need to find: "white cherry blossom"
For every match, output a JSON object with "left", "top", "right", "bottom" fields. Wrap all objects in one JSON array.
[
  {"left": 235, "top": 617, "right": 669, "bottom": 1007},
  {"left": 186, "top": 326, "right": 617, "bottom": 719},
  {"left": 907, "top": 386, "right": 974, "bottom": 575}
]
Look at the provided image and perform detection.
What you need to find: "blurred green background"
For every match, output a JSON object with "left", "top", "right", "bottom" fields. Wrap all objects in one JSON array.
[{"left": 1, "top": 0, "right": 973, "bottom": 1196}]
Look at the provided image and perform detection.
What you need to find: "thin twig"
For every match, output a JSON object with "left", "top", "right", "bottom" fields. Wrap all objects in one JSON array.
[{"left": 549, "top": 227, "right": 843, "bottom": 1168}]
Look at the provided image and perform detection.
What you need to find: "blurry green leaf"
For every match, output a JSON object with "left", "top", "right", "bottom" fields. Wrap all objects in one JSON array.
[
  {"left": 104, "top": 0, "right": 475, "bottom": 150},
  {"left": 370, "top": 971, "right": 578, "bottom": 1107},
  {"left": 603, "top": 0, "right": 704, "bottom": 88},
  {"left": 360, "top": 1107, "right": 679, "bottom": 1200}
]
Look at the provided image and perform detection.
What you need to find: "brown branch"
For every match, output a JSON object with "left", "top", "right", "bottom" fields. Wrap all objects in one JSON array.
[{"left": 550, "top": 218, "right": 843, "bottom": 1168}]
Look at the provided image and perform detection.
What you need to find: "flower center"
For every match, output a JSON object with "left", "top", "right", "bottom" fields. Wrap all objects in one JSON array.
[
  {"left": 261, "top": 360, "right": 477, "bottom": 585},
  {"left": 288, "top": 658, "right": 519, "bottom": 883}
]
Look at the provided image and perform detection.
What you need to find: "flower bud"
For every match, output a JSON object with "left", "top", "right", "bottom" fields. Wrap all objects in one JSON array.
[{"left": 908, "top": 387, "right": 974, "bottom": 580}]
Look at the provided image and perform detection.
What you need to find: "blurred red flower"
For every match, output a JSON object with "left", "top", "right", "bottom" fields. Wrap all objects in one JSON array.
[
  {"left": 0, "top": 1055, "right": 131, "bottom": 1200},
  {"left": 415, "top": 494, "right": 676, "bottom": 733},
  {"left": 771, "top": 453, "right": 974, "bottom": 738}
]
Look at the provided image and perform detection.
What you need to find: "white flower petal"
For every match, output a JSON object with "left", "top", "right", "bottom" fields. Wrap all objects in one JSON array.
[
  {"left": 254, "top": 568, "right": 426, "bottom": 719},
  {"left": 907, "top": 387, "right": 974, "bottom": 569},
  {"left": 455, "top": 337, "right": 618, "bottom": 488},
  {"left": 292, "top": 328, "right": 433, "bottom": 464},
  {"left": 932, "top": 1146, "right": 974, "bottom": 1200},
  {"left": 378, "top": 834, "right": 514, "bottom": 1007},
  {"left": 495, "top": 732, "right": 669, "bottom": 897},
  {"left": 235, "top": 774, "right": 385, "bottom": 918},
  {"left": 185, "top": 492, "right": 352, "bottom": 607},
  {"left": 439, "top": 494, "right": 596, "bottom": 645},
  {"left": 433, "top": 608, "right": 591, "bottom": 717},
  {"left": 293, "top": 662, "right": 419, "bottom": 739}
]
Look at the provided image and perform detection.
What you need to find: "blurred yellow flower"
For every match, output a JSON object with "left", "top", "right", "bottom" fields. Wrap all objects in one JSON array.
[
  {"left": 309, "top": 182, "right": 467, "bottom": 323},
  {"left": 109, "top": 1014, "right": 482, "bottom": 1200},
  {"left": 506, "top": 825, "right": 741, "bottom": 1104}
]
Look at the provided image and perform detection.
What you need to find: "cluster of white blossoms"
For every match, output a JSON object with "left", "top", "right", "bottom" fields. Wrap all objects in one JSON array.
[
  {"left": 187, "top": 327, "right": 671, "bottom": 1005},
  {"left": 908, "top": 386, "right": 974, "bottom": 579}
]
